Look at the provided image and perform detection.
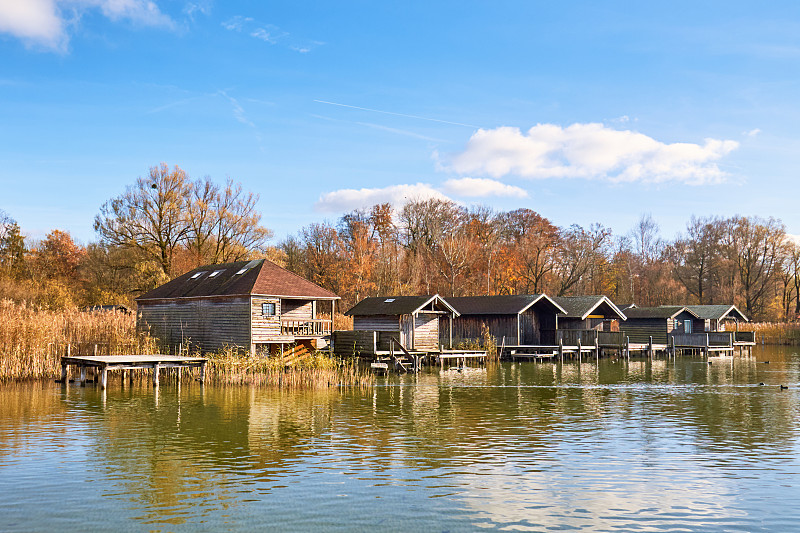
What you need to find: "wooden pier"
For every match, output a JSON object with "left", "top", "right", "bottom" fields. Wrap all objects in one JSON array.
[{"left": 58, "top": 355, "right": 208, "bottom": 389}]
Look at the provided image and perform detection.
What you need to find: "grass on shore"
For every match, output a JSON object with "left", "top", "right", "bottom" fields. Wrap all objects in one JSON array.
[
  {"left": 737, "top": 322, "right": 800, "bottom": 345},
  {"left": 0, "top": 299, "right": 372, "bottom": 387}
]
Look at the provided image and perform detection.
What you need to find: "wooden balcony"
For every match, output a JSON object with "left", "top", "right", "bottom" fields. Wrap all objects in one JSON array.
[{"left": 280, "top": 319, "right": 332, "bottom": 338}]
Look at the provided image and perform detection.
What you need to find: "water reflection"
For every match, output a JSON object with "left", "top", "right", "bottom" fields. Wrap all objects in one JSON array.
[{"left": 0, "top": 346, "right": 798, "bottom": 531}]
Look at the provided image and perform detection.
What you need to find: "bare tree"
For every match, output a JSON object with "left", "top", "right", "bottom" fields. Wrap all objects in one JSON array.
[
  {"left": 553, "top": 223, "right": 611, "bottom": 296},
  {"left": 673, "top": 216, "right": 722, "bottom": 304},
  {"left": 94, "top": 163, "right": 191, "bottom": 276},
  {"left": 722, "top": 216, "right": 787, "bottom": 318}
]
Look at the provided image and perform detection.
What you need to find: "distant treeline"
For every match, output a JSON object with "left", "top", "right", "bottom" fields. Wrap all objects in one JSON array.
[{"left": 1, "top": 162, "right": 799, "bottom": 322}]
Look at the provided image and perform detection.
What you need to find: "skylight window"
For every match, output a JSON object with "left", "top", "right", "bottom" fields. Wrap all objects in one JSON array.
[
  {"left": 235, "top": 259, "right": 262, "bottom": 275},
  {"left": 208, "top": 269, "right": 225, "bottom": 278},
  {"left": 190, "top": 271, "right": 207, "bottom": 279},
  {"left": 384, "top": 298, "right": 395, "bottom": 303}
]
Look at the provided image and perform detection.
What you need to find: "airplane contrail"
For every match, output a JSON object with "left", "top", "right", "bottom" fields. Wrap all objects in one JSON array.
[{"left": 313, "top": 99, "right": 480, "bottom": 128}]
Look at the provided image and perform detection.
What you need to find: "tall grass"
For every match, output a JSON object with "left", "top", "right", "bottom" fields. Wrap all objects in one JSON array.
[
  {"left": 0, "top": 299, "right": 373, "bottom": 387},
  {"left": 0, "top": 299, "right": 156, "bottom": 381},
  {"left": 738, "top": 322, "right": 800, "bottom": 345},
  {"left": 201, "top": 348, "right": 372, "bottom": 388}
]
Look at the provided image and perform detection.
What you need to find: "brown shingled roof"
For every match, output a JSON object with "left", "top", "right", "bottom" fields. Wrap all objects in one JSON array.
[{"left": 136, "top": 259, "right": 339, "bottom": 301}]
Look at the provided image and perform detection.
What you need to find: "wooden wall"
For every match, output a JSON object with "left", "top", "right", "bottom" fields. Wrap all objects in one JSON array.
[
  {"left": 451, "top": 315, "right": 517, "bottom": 345},
  {"left": 251, "top": 297, "right": 281, "bottom": 344},
  {"left": 414, "top": 312, "right": 439, "bottom": 351},
  {"left": 138, "top": 296, "right": 250, "bottom": 353},
  {"left": 353, "top": 315, "right": 401, "bottom": 331},
  {"left": 282, "top": 299, "right": 313, "bottom": 319}
]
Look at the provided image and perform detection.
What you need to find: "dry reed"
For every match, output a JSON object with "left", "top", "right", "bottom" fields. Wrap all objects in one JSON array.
[
  {"left": 201, "top": 347, "right": 373, "bottom": 388},
  {"left": 0, "top": 299, "right": 373, "bottom": 387},
  {"left": 0, "top": 299, "right": 157, "bottom": 381},
  {"left": 737, "top": 322, "right": 800, "bottom": 345}
]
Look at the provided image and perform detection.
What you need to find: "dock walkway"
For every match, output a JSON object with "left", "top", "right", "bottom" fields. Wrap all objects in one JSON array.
[{"left": 59, "top": 355, "right": 207, "bottom": 389}]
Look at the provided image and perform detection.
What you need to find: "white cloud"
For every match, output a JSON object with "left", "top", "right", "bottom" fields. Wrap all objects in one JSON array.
[
  {"left": 0, "top": 0, "right": 65, "bottom": 50},
  {"left": 441, "top": 177, "right": 528, "bottom": 198},
  {"left": 315, "top": 183, "right": 451, "bottom": 213},
  {"left": 745, "top": 128, "right": 761, "bottom": 137},
  {"left": 444, "top": 123, "right": 739, "bottom": 185},
  {"left": 0, "top": 0, "right": 174, "bottom": 51}
]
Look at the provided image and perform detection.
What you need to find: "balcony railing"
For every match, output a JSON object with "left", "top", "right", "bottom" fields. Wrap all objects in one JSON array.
[{"left": 281, "top": 319, "right": 332, "bottom": 337}]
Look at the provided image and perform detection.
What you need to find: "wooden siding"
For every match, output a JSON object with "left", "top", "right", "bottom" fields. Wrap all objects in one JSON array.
[
  {"left": 281, "top": 299, "right": 313, "bottom": 320},
  {"left": 620, "top": 318, "right": 668, "bottom": 344},
  {"left": 332, "top": 330, "right": 401, "bottom": 356},
  {"left": 451, "top": 315, "right": 517, "bottom": 345},
  {"left": 354, "top": 315, "right": 401, "bottom": 331},
  {"left": 138, "top": 297, "right": 250, "bottom": 353},
  {"left": 414, "top": 312, "right": 439, "bottom": 351},
  {"left": 251, "top": 297, "right": 282, "bottom": 343}
]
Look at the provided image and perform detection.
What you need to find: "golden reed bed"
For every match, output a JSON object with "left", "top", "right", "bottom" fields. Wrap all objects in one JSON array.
[{"left": 0, "top": 300, "right": 371, "bottom": 387}]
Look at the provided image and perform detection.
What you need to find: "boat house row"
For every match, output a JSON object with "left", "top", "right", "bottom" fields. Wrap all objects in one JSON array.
[{"left": 339, "top": 294, "right": 752, "bottom": 357}]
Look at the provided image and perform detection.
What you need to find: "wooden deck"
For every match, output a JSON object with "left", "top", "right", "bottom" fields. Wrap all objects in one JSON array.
[{"left": 59, "top": 355, "right": 207, "bottom": 389}]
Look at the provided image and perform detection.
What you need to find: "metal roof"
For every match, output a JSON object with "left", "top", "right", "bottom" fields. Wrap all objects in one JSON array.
[
  {"left": 447, "top": 294, "right": 566, "bottom": 316},
  {"left": 625, "top": 306, "right": 699, "bottom": 320},
  {"left": 685, "top": 305, "right": 749, "bottom": 322},
  {"left": 552, "top": 295, "right": 627, "bottom": 320},
  {"left": 136, "top": 259, "right": 339, "bottom": 301},
  {"left": 344, "top": 295, "right": 459, "bottom": 317}
]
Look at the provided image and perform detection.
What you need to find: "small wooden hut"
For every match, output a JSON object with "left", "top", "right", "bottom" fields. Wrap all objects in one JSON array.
[
  {"left": 685, "top": 305, "right": 749, "bottom": 332},
  {"left": 136, "top": 259, "right": 339, "bottom": 354},
  {"left": 552, "top": 295, "right": 627, "bottom": 331},
  {"left": 619, "top": 306, "right": 699, "bottom": 344},
  {"left": 447, "top": 294, "right": 565, "bottom": 346},
  {"left": 343, "top": 295, "right": 459, "bottom": 352}
]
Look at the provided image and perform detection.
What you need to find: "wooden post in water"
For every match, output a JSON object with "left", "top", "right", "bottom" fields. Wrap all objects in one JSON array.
[
  {"left": 60, "top": 362, "right": 68, "bottom": 383},
  {"left": 153, "top": 363, "right": 160, "bottom": 388},
  {"left": 626, "top": 336, "right": 630, "bottom": 361},
  {"left": 577, "top": 338, "right": 582, "bottom": 365},
  {"left": 199, "top": 361, "right": 206, "bottom": 384},
  {"left": 80, "top": 365, "right": 87, "bottom": 387},
  {"left": 100, "top": 366, "right": 108, "bottom": 390},
  {"left": 558, "top": 338, "right": 563, "bottom": 362},
  {"left": 595, "top": 335, "right": 600, "bottom": 362},
  {"left": 648, "top": 336, "right": 653, "bottom": 359}
]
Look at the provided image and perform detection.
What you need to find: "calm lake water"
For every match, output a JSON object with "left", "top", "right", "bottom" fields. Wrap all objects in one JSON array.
[{"left": 2, "top": 347, "right": 799, "bottom": 532}]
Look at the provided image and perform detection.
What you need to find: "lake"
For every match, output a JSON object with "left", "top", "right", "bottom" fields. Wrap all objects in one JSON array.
[{"left": 1, "top": 346, "right": 799, "bottom": 532}]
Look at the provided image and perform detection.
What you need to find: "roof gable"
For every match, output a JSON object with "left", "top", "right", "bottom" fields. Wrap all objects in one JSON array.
[
  {"left": 448, "top": 294, "right": 566, "bottom": 315},
  {"left": 553, "top": 295, "right": 627, "bottom": 320},
  {"left": 345, "top": 295, "right": 458, "bottom": 317},
  {"left": 625, "top": 306, "right": 698, "bottom": 320},
  {"left": 685, "top": 305, "right": 749, "bottom": 322},
  {"left": 136, "top": 259, "right": 339, "bottom": 300}
]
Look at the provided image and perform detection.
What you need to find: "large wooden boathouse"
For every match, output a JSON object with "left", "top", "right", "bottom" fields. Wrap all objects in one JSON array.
[{"left": 136, "top": 259, "right": 340, "bottom": 354}]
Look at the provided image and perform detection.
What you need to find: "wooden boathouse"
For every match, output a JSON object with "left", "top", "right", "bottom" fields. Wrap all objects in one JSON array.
[
  {"left": 618, "top": 305, "right": 698, "bottom": 354},
  {"left": 136, "top": 259, "right": 339, "bottom": 355},
  {"left": 447, "top": 294, "right": 565, "bottom": 346},
  {"left": 340, "top": 295, "right": 459, "bottom": 353},
  {"left": 551, "top": 295, "right": 628, "bottom": 349},
  {"left": 685, "top": 305, "right": 749, "bottom": 333}
]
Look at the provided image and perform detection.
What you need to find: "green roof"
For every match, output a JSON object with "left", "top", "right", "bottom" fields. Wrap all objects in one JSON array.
[
  {"left": 685, "top": 305, "right": 749, "bottom": 322},
  {"left": 625, "top": 306, "right": 698, "bottom": 320}
]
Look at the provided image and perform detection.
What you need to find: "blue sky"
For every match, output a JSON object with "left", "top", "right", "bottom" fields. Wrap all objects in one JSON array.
[{"left": 1, "top": 1, "right": 800, "bottom": 244}]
